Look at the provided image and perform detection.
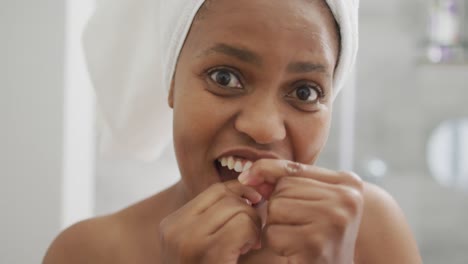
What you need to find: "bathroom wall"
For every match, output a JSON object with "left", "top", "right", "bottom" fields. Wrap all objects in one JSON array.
[
  {"left": 0, "top": 1, "right": 65, "bottom": 263},
  {"left": 354, "top": 0, "right": 468, "bottom": 263}
]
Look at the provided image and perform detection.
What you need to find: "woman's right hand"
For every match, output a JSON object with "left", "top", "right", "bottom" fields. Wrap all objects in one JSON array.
[{"left": 159, "top": 181, "right": 263, "bottom": 264}]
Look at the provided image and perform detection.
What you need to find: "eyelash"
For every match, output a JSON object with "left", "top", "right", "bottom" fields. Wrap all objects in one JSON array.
[
  {"left": 291, "top": 82, "right": 325, "bottom": 99},
  {"left": 205, "top": 66, "right": 326, "bottom": 103},
  {"left": 206, "top": 66, "right": 244, "bottom": 89}
]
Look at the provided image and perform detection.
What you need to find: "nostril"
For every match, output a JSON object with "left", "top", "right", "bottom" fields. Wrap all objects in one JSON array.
[{"left": 234, "top": 114, "right": 286, "bottom": 144}]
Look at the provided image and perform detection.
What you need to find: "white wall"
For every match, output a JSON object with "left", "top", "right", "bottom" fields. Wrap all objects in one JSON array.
[
  {"left": 62, "top": 0, "right": 96, "bottom": 229},
  {"left": 0, "top": 1, "right": 65, "bottom": 263}
]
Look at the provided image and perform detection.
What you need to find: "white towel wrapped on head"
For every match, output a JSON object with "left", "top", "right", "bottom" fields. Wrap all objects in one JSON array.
[{"left": 83, "top": 0, "right": 359, "bottom": 161}]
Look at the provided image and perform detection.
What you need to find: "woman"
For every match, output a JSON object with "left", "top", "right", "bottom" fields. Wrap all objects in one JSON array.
[{"left": 44, "top": 0, "right": 422, "bottom": 263}]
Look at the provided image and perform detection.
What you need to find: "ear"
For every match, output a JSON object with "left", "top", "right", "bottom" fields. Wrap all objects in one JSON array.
[{"left": 168, "top": 78, "right": 175, "bottom": 108}]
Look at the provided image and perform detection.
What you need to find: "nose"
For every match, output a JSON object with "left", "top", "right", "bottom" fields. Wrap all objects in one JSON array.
[{"left": 234, "top": 96, "right": 286, "bottom": 145}]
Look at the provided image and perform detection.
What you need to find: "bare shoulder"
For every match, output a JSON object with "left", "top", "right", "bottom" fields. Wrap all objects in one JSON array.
[
  {"left": 42, "top": 214, "right": 125, "bottom": 264},
  {"left": 355, "top": 182, "right": 422, "bottom": 264},
  {"left": 42, "top": 188, "right": 176, "bottom": 264}
]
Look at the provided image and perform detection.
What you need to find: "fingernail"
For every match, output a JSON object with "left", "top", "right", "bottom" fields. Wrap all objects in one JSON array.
[
  {"left": 240, "top": 242, "right": 253, "bottom": 255},
  {"left": 238, "top": 170, "right": 250, "bottom": 185},
  {"left": 251, "top": 193, "right": 263, "bottom": 204},
  {"left": 253, "top": 239, "right": 262, "bottom": 250}
]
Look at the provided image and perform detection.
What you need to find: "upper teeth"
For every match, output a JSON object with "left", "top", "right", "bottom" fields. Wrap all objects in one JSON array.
[{"left": 218, "top": 156, "right": 253, "bottom": 173}]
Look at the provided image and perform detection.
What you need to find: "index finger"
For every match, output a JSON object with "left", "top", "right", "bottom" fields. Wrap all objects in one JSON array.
[
  {"left": 184, "top": 181, "right": 263, "bottom": 215},
  {"left": 237, "top": 159, "right": 350, "bottom": 187}
]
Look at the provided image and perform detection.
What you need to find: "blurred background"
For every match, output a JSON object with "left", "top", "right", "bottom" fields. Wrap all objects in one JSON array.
[{"left": 1, "top": 0, "right": 467, "bottom": 263}]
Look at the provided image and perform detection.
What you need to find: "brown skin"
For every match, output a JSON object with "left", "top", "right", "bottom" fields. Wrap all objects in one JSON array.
[{"left": 43, "top": 0, "right": 422, "bottom": 263}]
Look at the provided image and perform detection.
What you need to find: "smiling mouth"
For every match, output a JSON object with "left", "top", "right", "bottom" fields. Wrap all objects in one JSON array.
[{"left": 215, "top": 156, "right": 253, "bottom": 182}]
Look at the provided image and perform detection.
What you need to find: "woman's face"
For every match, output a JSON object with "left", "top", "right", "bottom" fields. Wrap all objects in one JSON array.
[{"left": 170, "top": 0, "right": 339, "bottom": 199}]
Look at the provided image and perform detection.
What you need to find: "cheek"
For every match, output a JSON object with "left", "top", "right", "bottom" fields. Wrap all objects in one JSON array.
[
  {"left": 173, "top": 91, "right": 213, "bottom": 158},
  {"left": 171, "top": 84, "right": 229, "bottom": 195},
  {"left": 172, "top": 76, "right": 235, "bottom": 175},
  {"left": 173, "top": 86, "right": 227, "bottom": 147},
  {"left": 291, "top": 112, "right": 331, "bottom": 164}
]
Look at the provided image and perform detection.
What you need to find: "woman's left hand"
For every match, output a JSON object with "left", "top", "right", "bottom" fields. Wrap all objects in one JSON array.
[{"left": 238, "top": 159, "right": 364, "bottom": 264}]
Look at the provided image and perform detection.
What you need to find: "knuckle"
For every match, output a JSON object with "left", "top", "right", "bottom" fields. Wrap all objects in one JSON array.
[
  {"left": 266, "top": 198, "right": 286, "bottom": 223},
  {"left": 339, "top": 171, "right": 364, "bottom": 189},
  {"left": 233, "top": 195, "right": 260, "bottom": 219},
  {"left": 224, "top": 194, "right": 241, "bottom": 205},
  {"left": 284, "top": 160, "right": 303, "bottom": 176},
  {"left": 343, "top": 188, "right": 364, "bottom": 214},
  {"left": 235, "top": 211, "right": 253, "bottom": 223},
  {"left": 306, "top": 233, "right": 327, "bottom": 255},
  {"left": 159, "top": 219, "right": 202, "bottom": 260},
  {"left": 159, "top": 217, "right": 176, "bottom": 242},
  {"left": 266, "top": 199, "right": 279, "bottom": 221},
  {"left": 233, "top": 211, "right": 260, "bottom": 236},
  {"left": 330, "top": 208, "right": 349, "bottom": 234},
  {"left": 212, "top": 182, "right": 229, "bottom": 194},
  {"left": 274, "top": 177, "right": 292, "bottom": 194},
  {"left": 231, "top": 196, "right": 254, "bottom": 210},
  {"left": 336, "top": 186, "right": 363, "bottom": 216},
  {"left": 264, "top": 226, "right": 295, "bottom": 257},
  {"left": 224, "top": 197, "right": 243, "bottom": 210},
  {"left": 226, "top": 197, "right": 259, "bottom": 221}
]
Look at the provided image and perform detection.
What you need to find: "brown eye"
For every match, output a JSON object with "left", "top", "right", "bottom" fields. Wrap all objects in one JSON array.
[
  {"left": 291, "top": 85, "right": 319, "bottom": 102},
  {"left": 209, "top": 69, "right": 242, "bottom": 89}
]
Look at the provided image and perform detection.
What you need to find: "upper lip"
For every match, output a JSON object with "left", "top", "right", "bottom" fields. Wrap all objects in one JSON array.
[{"left": 216, "top": 147, "right": 281, "bottom": 162}]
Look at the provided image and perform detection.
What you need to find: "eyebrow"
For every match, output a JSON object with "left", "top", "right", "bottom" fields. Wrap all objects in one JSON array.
[
  {"left": 200, "top": 43, "right": 330, "bottom": 76},
  {"left": 287, "top": 61, "right": 329, "bottom": 76},
  {"left": 200, "top": 43, "right": 263, "bottom": 66}
]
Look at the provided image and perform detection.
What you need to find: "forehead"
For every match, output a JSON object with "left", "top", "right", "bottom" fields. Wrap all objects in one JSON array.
[{"left": 184, "top": 0, "right": 339, "bottom": 68}]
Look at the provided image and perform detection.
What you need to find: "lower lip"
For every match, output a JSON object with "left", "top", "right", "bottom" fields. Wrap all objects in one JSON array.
[{"left": 215, "top": 160, "right": 242, "bottom": 182}]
